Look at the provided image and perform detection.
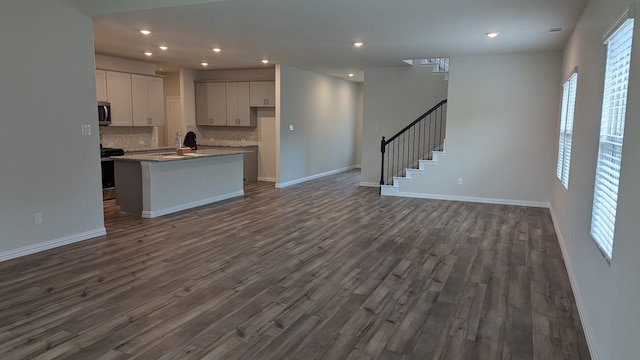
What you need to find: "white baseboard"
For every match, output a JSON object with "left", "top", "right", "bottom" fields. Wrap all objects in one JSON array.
[
  {"left": 257, "top": 176, "right": 276, "bottom": 182},
  {"left": 549, "top": 207, "right": 599, "bottom": 360},
  {"left": 0, "top": 228, "right": 106, "bottom": 262},
  {"left": 276, "top": 166, "right": 356, "bottom": 188},
  {"left": 142, "top": 190, "right": 244, "bottom": 218},
  {"left": 360, "top": 181, "right": 380, "bottom": 187},
  {"left": 385, "top": 191, "right": 550, "bottom": 208}
]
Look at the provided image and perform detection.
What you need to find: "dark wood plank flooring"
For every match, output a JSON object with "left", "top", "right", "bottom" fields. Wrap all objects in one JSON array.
[{"left": 0, "top": 170, "right": 590, "bottom": 359}]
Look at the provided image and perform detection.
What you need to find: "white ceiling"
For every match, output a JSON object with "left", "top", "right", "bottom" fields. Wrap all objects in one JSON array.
[{"left": 78, "top": 0, "right": 588, "bottom": 81}]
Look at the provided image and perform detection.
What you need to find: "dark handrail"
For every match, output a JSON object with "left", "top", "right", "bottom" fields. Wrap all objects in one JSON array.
[
  {"left": 380, "top": 99, "right": 448, "bottom": 188},
  {"left": 386, "top": 99, "right": 447, "bottom": 143}
]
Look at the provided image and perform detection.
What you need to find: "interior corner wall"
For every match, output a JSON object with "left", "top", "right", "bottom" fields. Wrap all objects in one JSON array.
[
  {"left": 0, "top": 0, "right": 104, "bottom": 257},
  {"left": 360, "top": 65, "right": 449, "bottom": 185},
  {"left": 550, "top": 0, "right": 640, "bottom": 358},
  {"left": 277, "top": 65, "right": 360, "bottom": 186},
  {"left": 163, "top": 72, "right": 181, "bottom": 97},
  {"left": 355, "top": 82, "right": 364, "bottom": 167},
  {"left": 404, "top": 52, "right": 561, "bottom": 204},
  {"left": 180, "top": 69, "right": 198, "bottom": 128}
]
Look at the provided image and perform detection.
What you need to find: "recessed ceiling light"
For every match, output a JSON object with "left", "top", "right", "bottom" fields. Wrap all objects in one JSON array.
[
  {"left": 348, "top": 73, "right": 354, "bottom": 77},
  {"left": 353, "top": 42, "right": 364, "bottom": 47},
  {"left": 261, "top": 59, "right": 269, "bottom": 64},
  {"left": 159, "top": 46, "right": 168, "bottom": 50},
  {"left": 201, "top": 62, "right": 209, "bottom": 66},
  {"left": 485, "top": 32, "right": 499, "bottom": 38},
  {"left": 140, "top": 30, "right": 151, "bottom": 35},
  {"left": 144, "top": 52, "right": 153, "bottom": 56},
  {"left": 212, "top": 48, "right": 221, "bottom": 53}
]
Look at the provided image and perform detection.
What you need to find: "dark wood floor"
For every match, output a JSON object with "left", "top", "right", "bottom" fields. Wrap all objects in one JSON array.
[{"left": 0, "top": 170, "right": 590, "bottom": 359}]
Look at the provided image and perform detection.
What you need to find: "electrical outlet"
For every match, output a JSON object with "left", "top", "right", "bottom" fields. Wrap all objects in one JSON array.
[
  {"left": 108, "top": 142, "right": 114, "bottom": 146},
  {"left": 139, "top": 140, "right": 145, "bottom": 145},
  {"left": 81, "top": 125, "right": 91, "bottom": 136},
  {"left": 458, "top": 177, "right": 463, "bottom": 185},
  {"left": 34, "top": 213, "right": 42, "bottom": 224}
]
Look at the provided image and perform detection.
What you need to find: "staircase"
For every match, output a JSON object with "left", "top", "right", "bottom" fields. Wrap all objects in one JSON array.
[
  {"left": 379, "top": 99, "right": 448, "bottom": 194},
  {"left": 380, "top": 149, "right": 447, "bottom": 196}
]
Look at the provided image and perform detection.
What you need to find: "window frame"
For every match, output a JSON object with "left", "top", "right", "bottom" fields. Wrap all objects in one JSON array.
[
  {"left": 556, "top": 70, "right": 578, "bottom": 189},
  {"left": 590, "top": 11, "right": 635, "bottom": 261}
]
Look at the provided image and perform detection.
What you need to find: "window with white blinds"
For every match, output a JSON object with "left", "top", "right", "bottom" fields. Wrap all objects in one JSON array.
[
  {"left": 556, "top": 72, "right": 578, "bottom": 189},
  {"left": 590, "top": 16, "right": 634, "bottom": 260}
]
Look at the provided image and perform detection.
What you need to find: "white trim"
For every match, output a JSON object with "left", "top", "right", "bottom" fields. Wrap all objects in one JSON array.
[
  {"left": 383, "top": 191, "right": 550, "bottom": 208},
  {"left": 141, "top": 190, "right": 244, "bottom": 218},
  {"left": 603, "top": 4, "right": 636, "bottom": 41},
  {"left": 0, "top": 228, "right": 106, "bottom": 262},
  {"left": 549, "top": 207, "right": 600, "bottom": 360},
  {"left": 257, "top": 176, "right": 277, "bottom": 182},
  {"left": 359, "top": 181, "right": 380, "bottom": 187},
  {"left": 276, "top": 166, "right": 356, "bottom": 188}
]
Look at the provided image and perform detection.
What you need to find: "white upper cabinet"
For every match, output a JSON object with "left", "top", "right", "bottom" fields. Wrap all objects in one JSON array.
[
  {"left": 196, "top": 82, "right": 227, "bottom": 126},
  {"left": 249, "top": 81, "right": 275, "bottom": 107},
  {"left": 106, "top": 71, "right": 133, "bottom": 126},
  {"left": 96, "top": 70, "right": 107, "bottom": 102},
  {"left": 226, "top": 82, "right": 253, "bottom": 126},
  {"left": 196, "top": 81, "right": 256, "bottom": 127},
  {"left": 132, "top": 74, "right": 165, "bottom": 126}
]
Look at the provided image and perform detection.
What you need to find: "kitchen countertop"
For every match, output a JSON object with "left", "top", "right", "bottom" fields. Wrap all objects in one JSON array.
[
  {"left": 123, "top": 142, "right": 257, "bottom": 154},
  {"left": 113, "top": 148, "right": 248, "bottom": 162}
]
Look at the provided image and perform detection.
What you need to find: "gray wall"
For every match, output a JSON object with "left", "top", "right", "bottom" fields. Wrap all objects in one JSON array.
[
  {"left": 400, "top": 52, "right": 561, "bottom": 205},
  {"left": 360, "top": 65, "right": 448, "bottom": 185},
  {"left": 277, "top": 65, "right": 360, "bottom": 186},
  {"left": 551, "top": 0, "right": 640, "bottom": 358},
  {"left": 0, "top": 0, "right": 104, "bottom": 257}
]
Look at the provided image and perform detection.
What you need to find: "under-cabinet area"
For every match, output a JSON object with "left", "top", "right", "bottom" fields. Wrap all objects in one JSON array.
[{"left": 195, "top": 80, "right": 275, "bottom": 127}]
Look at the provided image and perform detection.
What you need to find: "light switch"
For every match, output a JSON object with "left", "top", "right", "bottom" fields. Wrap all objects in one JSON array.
[
  {"left": 289, "top": 124, "right": 294, "bottom": 131},
  {"left": 81, "top": 125, "right": 91, "bottom": 136}
]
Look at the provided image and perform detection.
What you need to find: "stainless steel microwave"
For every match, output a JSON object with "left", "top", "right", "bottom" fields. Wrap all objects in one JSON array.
[{"left": 98, "top": 101, "right": 111, "bottom": 126}]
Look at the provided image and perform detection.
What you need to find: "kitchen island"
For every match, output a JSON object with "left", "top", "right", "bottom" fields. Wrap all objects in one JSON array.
[{"left": 113, "top": 149, "right": 245, "bottom": 218}]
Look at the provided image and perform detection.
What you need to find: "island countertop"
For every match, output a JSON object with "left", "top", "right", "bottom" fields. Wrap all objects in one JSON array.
[{"left": 112, "top": 148, "right": 247, "bottom": 162}]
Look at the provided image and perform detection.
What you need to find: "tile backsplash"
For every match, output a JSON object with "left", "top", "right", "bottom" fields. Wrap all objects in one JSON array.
[
  {"left": 189, "top": 125, "right": 258, "bottom": 145},
  {"left": 99, "top": 126, "right": 159, "bottom": 150}
]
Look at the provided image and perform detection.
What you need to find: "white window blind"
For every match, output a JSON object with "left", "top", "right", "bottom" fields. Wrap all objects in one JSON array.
[
  {"left": 556, "top": 72, "right": 578, "bottom": 189},
  {"left": 590, "top": 17, "right": 634, "bottom": 260}
]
